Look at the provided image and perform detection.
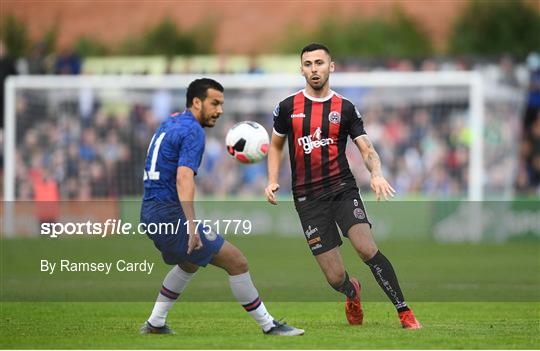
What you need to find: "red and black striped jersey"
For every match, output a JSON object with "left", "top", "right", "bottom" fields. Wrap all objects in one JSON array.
[{"left": 273, "top": 89, "right": 366, "bottom": 200}]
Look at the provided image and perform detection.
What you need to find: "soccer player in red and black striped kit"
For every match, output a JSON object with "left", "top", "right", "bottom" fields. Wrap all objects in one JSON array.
[{"left": 265, "top": 43, "right": 421, "bottom": 329}]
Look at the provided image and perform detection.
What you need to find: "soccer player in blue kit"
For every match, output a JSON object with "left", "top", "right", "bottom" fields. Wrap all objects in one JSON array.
[{"left": 140, "top": 78, "right": 304, "bottom": 336}]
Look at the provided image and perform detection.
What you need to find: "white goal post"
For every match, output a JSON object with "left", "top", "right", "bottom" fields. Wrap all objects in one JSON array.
[{"left": 4, "top": 71, "right": 515, "bottom": 236}]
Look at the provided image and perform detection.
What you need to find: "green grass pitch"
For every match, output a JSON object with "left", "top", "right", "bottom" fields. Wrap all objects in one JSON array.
[
  {"left": 1, "top": 236, "right": 539, "bottom": 348},
  {"left": 1, "top": 302, "right": 539, "bottom": 349}
]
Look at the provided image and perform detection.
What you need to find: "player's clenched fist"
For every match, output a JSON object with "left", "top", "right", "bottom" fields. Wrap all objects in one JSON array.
[
  {"left": 265, "top": 183, "right": 280, "bottom": 205},
  {"left": 187, "top": 231, "right": 203, "bottom": 254}
]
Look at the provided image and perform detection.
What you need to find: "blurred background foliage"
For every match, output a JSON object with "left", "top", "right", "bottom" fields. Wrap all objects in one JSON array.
[
  {"left": 0, "top": 16, "right": 216, "bottom": 58},
  {"left": 449, "top": 0, "right": 540, "bottom": 58},
  {"left": 0, "top": 14, "right": 29, "bottom": 58},
  {"left": 281, "top": 8, "right": 433, "bottom": 59},
  {"left": 1, "top": 0, "right": 539, "bottom": 59},
  {"left": 117, "top": 17, "right": 216, "bottom": 57}
]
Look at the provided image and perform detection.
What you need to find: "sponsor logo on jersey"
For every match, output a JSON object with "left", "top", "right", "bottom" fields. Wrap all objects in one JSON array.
[
  {"left": 297, "top": 127, "right": 334, "bottom": 154},
  {"left": 273, "top": 104, "right": 280, "bottom": 117},
  {"left": 310, "top": 243, "right": 323, "bottom": 251},
  {"left": 308, "top": 237, "right": 321, "bottom": 245},
  {"left": 291, "top": 113, "right": 306, "bottom": 118},
  {"left": 328, "top": 110, "right": 341, "bottom": 124},
  {"left": 304, "top": 225, "right": 319, "bottom": 239}
]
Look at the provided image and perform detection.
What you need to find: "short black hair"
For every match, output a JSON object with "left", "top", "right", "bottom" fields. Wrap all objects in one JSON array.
[
  {"left": 186, "top": 78, "right": 224, "bottom": 108},
  {"left": 300, "top": 43, "right": 331, "bottom": 59}
]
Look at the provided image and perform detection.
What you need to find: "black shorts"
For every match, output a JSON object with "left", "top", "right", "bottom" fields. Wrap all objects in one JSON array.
[{"left": 294, "top": 188, "right": 371, "bottom": 256}]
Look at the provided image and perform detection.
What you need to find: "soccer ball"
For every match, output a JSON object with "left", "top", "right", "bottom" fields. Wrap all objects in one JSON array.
[{"left": 226, "top": 121, "right": 269, "bottom": 164}]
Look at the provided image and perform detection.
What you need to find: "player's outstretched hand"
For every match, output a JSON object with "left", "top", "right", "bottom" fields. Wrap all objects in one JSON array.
[
  {"left": 187, "top": 232, "right": 203, "bottom": 254},
  {"left": 370, "top": 175, "right": 396, "bottom": 201},
  {"left": 265, "top": 183, "right": 280, "bottom": 205}
]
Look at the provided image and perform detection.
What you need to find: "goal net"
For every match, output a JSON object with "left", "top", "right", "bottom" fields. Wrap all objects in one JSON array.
[{"left": 3, "top": 72, "right": 524, "bottom": 236}]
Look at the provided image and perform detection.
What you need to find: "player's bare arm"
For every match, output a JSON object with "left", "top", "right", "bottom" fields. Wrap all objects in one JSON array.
[
  {"left": 265, "top": 133, "right": 287, "bottom": 205},
  {"left": 176, "top": 166, "right": 203, "bottom": 253},
  {"left": 354, "top": 135, "right": 396, "bottom": 201}
]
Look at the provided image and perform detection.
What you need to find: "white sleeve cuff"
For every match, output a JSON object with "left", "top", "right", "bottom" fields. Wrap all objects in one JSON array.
[{"left": 273, "top": 128, "right": 286, "bottom": 137}]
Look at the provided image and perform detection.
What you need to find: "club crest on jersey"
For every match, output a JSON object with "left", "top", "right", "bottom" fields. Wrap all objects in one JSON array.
[
  {"left": 328, "top": 111, "right": 341, "bottom": 124},
  {"left": 353, "top": 208, "right": 365, "bottom": 220},
  {"left": 204, "top": 230, "right": 217, "bottom": 241},
  {"left": 297, "top": 127, "right": 334, "bottom": 154}
]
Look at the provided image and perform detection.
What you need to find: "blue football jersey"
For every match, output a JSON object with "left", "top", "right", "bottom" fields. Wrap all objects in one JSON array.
[{"left": 142, "top": 110, "right": 205, "bottom": 203}]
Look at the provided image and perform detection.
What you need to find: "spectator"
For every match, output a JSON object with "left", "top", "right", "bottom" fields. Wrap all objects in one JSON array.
[
  {"left": 27, "top": 42, "right": 49, "bottom": 74},
  {"left": 523, "top": 52, "right": 540, "bottom": 131},
  {"left": 54, "top": 48, "right": 81, "bottom": 75},
  {"left": 247, "top": 55, "right": 264, "bottom": 74},
  {"left": 497, "top": 54, "right": 519, "bottom": 88},
  {"left": 79, "top": 128, "right": 97, "bottom": 161},
  {"left": 89, "top": 160, "right": 109, "bottom": 198},
  {"left": 526, "top": 116, "right": 540, "bottom": 192},
  {"left": 151, "top": 89, "right": 173, "bottom": 121}
]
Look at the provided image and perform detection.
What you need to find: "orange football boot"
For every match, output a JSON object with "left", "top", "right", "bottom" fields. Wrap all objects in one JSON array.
[
  {"left": 399, "top": 309, "right": 422, "bottom": 329},
  {"left": 345, "top": 277, "right": 363, "bottom": 325}
]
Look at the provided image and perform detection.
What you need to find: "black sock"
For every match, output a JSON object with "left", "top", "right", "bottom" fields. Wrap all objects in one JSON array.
[
  {"left": 331, "top": 271, "right": 357, "bottom": 299},
  {"left": 365, "top": 250, "right": 409, "bottom": 312}
]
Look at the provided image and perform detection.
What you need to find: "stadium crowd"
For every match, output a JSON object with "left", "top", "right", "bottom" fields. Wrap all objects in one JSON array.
[
  {"left": 1, "top": 40, "right": 538, "bottom": 200},
  {"left": 5, "top": 85, "right": 521, "bottom": 201}
]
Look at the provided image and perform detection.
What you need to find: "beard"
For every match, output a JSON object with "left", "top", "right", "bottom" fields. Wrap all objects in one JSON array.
[
  {"left": 200, "top": 106, "right": 217, "bottom": 128},
  {"left": 308, "top": 75, "right": 328, "bottom": 91}
]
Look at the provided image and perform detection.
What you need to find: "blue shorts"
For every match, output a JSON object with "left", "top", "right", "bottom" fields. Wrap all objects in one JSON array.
[{"left": 140, "top": 201, "right": 225, "bottom": 267}]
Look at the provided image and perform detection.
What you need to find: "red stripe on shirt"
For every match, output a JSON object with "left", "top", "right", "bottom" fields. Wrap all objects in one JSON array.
[
  {"left": 309, "top": 101, "right": 324, "bottom": 183},
  {"left": 328, "top": 95, "right": 342, "bottom": 178}
]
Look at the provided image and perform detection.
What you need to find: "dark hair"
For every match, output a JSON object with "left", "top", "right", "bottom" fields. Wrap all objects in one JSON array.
[
  {"left": 186, "top": 78, "right": 224, "bottom": 108},
  {"left": 300, "top": 43, "right": 331, "bottom": 58}
]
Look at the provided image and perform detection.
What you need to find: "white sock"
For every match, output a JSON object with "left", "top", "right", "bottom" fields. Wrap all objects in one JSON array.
[
  {"left": 148, "top": 265, "right": 195, "bottom": 327},
  {"left": 229, "top": 271, "right": 274, "bottom": 332}
]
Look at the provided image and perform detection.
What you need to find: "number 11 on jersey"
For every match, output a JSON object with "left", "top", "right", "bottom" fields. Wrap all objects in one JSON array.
[{"left": 144, "top": 132, "right": 166, "bottom": 181}]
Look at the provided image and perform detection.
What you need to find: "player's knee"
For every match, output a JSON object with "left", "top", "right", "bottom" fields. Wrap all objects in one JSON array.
[
  {"left": 349, "top": 229, "right": 379, "bottom": 261},
  {"left": 235, "top": 255, "right": 249, "bottom": 274},
  {"left": 326, "top": 270, "right": 346, "bottom": 288},
  {"left": 226, "top": 253, "right": 249, "bottom": 275},
  {"left": 178, "top": 261, "right": 199, "bottom": 274},
  {"left": 358, "top": 245, "right": 378, "bottom": 262}
]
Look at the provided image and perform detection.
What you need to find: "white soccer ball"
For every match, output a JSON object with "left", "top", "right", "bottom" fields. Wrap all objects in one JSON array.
[{"left": 226, "top": 121, "right": 269, "bottom": 164}]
